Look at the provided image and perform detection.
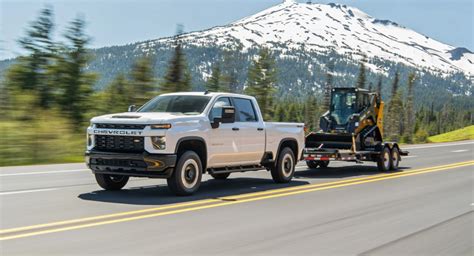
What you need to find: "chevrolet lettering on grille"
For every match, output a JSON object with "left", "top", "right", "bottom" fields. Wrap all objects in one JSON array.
[{"left": 92, "top": 129, "right": 143, "bottom": 136}]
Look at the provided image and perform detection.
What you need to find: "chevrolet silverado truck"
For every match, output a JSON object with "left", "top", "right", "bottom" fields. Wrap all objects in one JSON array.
[{"left": 86, "top": 92, "right": 305, "bottom": 195}]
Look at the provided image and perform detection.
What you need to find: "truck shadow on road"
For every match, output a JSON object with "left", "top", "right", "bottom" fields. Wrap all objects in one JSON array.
[
  {"left": 78, "top": 165, "right": 409, "bottom": 206},
  {"left": 78, "top": 177, "right": 309, "bottom": 206}
]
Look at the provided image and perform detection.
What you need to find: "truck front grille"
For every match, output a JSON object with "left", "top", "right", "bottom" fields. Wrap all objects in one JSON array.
[
  {"left": 94, "top": 135, "right": 144, "bottom": 153},
  {"left": 95, "top": 123, "right": 146, "bottom": 130}
]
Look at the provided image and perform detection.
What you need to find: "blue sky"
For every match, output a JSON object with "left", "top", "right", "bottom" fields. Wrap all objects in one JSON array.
[{"left": 1, "top": 0, "right": 473, "bottom": 60}]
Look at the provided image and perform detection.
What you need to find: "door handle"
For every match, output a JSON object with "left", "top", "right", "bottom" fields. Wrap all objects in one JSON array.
[
  {"left": 232, "top": 127, "right": 240, "bottom": 131},
  {"left": 257, "top": 127, "right": 264, "bottom": 131}
]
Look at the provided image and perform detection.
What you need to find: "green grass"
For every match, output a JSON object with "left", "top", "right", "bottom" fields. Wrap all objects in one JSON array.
[{"left": 428, "top": 125, "right": 474, "bottom": 143}]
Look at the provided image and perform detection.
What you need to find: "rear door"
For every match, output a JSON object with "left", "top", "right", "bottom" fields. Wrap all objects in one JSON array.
[{"left": 231, "top": 97, "right": 265, "bottom": 165}]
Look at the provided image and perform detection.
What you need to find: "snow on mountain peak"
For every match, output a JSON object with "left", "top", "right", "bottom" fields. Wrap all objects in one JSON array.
[{"left": 144, "top": 1, "right": 473, "bottom": 76}]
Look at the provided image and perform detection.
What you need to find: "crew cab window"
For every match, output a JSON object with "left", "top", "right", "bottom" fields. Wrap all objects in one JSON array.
[
  {"left": 209, "top": 97, "right": 232, "bottom": 120},
  {"left": 233, "top": 98, "right": 258, "bottom": 122}
]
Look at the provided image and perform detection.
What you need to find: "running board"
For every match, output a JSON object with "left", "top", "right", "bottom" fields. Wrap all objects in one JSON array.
[{"left": 208, "top": 165, "right": 263, "bottom": 174}]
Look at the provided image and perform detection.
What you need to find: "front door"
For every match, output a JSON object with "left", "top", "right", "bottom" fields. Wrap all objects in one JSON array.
[{"left": 207, "top": 97, "right": 240, "bottom": 167}]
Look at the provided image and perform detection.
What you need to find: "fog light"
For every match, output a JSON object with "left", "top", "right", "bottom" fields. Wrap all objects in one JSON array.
[{"left": 151, "top": 136, "right": 166, "bottom": 150}]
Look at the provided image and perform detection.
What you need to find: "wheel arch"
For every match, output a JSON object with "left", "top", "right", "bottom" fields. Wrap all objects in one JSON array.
[
  {"left": 276, "top": 138, "right": 299, "bottom": 163},
  {"left": 175, "top": 136, "right": 208, "bottom": 171}
]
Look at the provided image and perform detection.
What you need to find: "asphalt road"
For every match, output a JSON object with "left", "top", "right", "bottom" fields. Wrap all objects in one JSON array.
[{"left": 0, "top": 140, "right": 473, "bottom": 255}]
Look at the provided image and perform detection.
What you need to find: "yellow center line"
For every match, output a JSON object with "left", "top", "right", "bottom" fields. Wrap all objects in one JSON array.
[{"left": 0, "top": 161, "right": 472, "bottom": 241}]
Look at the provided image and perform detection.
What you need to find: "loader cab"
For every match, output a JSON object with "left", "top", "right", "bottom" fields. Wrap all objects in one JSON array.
[{"left": 321, "top": 87, "right": 371, "bottom": 133}]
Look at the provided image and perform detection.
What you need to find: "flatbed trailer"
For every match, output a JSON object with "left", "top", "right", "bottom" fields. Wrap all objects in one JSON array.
[{"left": 303, "top": 133, "right": 409, "bottom": 172}]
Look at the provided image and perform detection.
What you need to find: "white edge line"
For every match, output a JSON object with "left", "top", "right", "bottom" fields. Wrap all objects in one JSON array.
[
  {"left": 0, "top": 188, "right": 59, "bottom": 196},
  {"left": 404, "top": 141, "right": 474, "bottom": 150},
  {"left": 0, "top": 169, "right": 89, "bottom": 177}
]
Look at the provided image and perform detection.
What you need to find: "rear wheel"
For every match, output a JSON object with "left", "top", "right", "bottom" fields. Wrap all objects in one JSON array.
[
  {"left": 167, "top": 151, "right": 202, "bottom": 196},
  {"left": 318, "top": 160, "right": 330, "bottom": 168},
  {"left": 210, "top": 173, "right": 230, "bottom": 180},
  {"left": 306, "top": 160, "right": 319, "bottom": 169},
  {"left": 271, "top": 147, "right": 296, "bottom": 183},
  {"left": 390, "top": 147, "right": 400, "bottom": 170},
  {"left": 377, "top": 146, "right": 392, "bottom": 172},
  {"left": 95, "top": 174, "right": 129, "bottom": 190}
]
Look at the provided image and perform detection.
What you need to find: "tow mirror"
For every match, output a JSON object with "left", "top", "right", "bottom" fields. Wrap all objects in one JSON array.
[
  {"left": 128, "top": 105, "right": 137, "bottom": 112},
  {"left": 211, "top": 106, "right": 235, "bottom": 129}
]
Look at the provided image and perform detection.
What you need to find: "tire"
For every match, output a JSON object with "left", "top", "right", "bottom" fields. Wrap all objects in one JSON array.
[
  {"left": 210, "top": 173, "right": 230, "bottom": 180},
  {"left": 318, "top": 160, "right": 330, "bottom": 168},
  {"left": 377, "top": 146, "right": 392, "bottom": 172},
  {"left": 390, "top": 147, "right": 400, "bottom": 170},
  {"left": 271, "top": 147, "right": 296, "bottom": 183},
  {"left": 167, "top": 151, "right": 202, "bottom": 196},
  {"left": 95, "top": 174, "right": 129, "bottom": 191},
  {"left": 306, "top": 160, "right": 319, "bottom": 169}
]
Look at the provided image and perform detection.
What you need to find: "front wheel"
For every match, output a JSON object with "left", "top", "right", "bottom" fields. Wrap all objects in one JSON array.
[
  {"left": 271, "top": 147, "right": 296, "bottom": 183},
  {"left": 95, "top": 174, "right": 129, "bottom": 190},
  {"left": 167, "top": 151, "right": 203, "bottom": 196}
]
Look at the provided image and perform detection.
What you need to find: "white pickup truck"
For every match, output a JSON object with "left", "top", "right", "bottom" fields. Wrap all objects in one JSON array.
[{"left": 86, "top": 92, "right": 305, "bottom": 195}]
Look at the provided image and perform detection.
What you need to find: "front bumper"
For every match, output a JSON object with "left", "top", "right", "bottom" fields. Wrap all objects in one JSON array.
[{"left": 85, "top": 150, "right": 177, "bottom": 178}]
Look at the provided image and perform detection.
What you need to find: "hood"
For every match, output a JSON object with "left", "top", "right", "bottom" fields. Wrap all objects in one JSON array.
[{"left": 91, "top": 112, "right": 203, "bottom": 124}]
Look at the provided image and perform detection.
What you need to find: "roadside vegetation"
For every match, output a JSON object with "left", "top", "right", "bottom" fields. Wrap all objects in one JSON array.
[
  {"left": 0, "top": 7, "right": 472, "bottom": 166},
  {"left": 428, "top": 125, "right": 474, "bottom": 143}
]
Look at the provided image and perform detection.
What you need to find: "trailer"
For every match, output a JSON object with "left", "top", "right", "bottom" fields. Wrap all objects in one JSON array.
[{"left": 303, "top": 87, "right": 408, "bottom": 172}]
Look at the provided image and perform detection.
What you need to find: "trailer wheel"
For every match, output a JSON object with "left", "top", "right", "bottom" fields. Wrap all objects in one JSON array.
[
  {"left": 167, "top": 151, "right": 202, "bottom": 196},
  {"left": 318, "top": 160, "right": 330, "bottom": 168},
  {"left": 271, "top": 147, "right": 295, "bottom": 183},
  {"left": 377, "top": 146, "right": 392, "bottom": 172},
  {"left": 390, "top": 147, "right": 400, "bottom": 170},
  {"left": 210, "top": 173, "right": 230, "bottom": 180},
  {"left": 306, "top": 160, "right": 319, "bottom": 169},
  {"left": 95, "top": 174, "right": 129, "bottom": 190}
]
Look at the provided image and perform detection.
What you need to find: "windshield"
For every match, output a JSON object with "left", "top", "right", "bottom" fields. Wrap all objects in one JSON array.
[
  {"left": 330, "top": 91, "right": 357, "bottom": 125},
  {"left": 138, "top": 95, "right": 211, "bottom": 115}
]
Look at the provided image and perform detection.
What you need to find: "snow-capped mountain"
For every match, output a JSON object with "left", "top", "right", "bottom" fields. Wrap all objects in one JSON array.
[{"left": 139, "top": 0, "right": 473, "bottom": 76}]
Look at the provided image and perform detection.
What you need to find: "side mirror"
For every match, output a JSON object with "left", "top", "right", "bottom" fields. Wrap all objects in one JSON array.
[
  {"left": 128, "top": 105, "right": 137, "bottom": 112},
  {"left": 211, "top": 106, "right": 235, "bottom": 129}
]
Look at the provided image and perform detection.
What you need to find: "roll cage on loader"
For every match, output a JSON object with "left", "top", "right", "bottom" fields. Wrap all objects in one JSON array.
[{"left": 304, "top": 87, "right": 408, "bottom": 171}]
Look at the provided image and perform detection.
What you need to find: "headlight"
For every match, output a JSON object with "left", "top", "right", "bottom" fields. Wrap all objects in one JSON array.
[
  {"left": 151, "top": 124, "right": 172, "bottom": 129},
  {"left": 151, "top": 136, "right": 166, "bottom": 150}
]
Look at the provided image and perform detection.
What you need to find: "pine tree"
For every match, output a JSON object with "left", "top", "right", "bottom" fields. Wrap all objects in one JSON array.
[
  {"left": 160, "top": 32, "right": 191, "bottom": 93},
  {"left": 385, "top": 71, "right": 404, "bottom": 141},
  {"left": 129, "top": 56, "right": 156, "bottom": 105},
  {"left": 390, "top": 70, "right": 399, "bottom": 98},
  {"left": 274, "top": 102, "right": 286, "bottom": 121},
  {"left": 103, "top": 73, "right": 131, "bottom": 113},
  {"left": 7, "top": 7, "right": 56, "bottom": 108},
  {"left": 368, "top": 82, "right": 373, "bottom": 92},
  {"left": 221, "top": 49, "right": 241, "bottom": 92},
  {"left": 55, "top": 17, "right": 96, "bottom": 126},
  {"left": 245, "top": 48, "right": 277, "bottom": 120},
  {"left": 376, "top": 76, "right": 383, "bottom": 99},
  {"left": 304, "top": 93, "right": 319, "bottom": 131},
  {"left": 206, "top": 63, "right": 222, "bottom": 92},
  {"left": 355, "top": 56, "right": 366, "bottom": 89},
  {"left": 403, "top": 73, "right": 416, "bottom": 142},
  {"left": 323, "top": 59, "right": 334, "bottom": 112}
]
